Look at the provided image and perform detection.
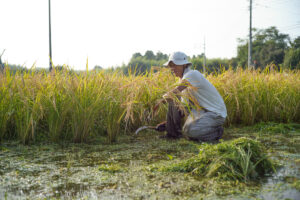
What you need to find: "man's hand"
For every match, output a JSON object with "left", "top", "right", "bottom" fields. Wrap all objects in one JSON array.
[
  {"left": 155, "top": 121, "right": 166, "bottom": 132},
  {"left": 152, "top": 80, "right": 189, "bottom": 117}
]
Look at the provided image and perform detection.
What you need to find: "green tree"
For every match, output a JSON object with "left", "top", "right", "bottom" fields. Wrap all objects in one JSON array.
[
  {"left": 237, "top": 26, "right": 290, "bottom": 68},
  {"left": 190, "top": 54, "right": 233, "bottom": 73},
  {"left": 156, "top": 51, "right": 168, "bottom": 60},
  {"left": 284, "top": 36, "right": 300, "bottom": 69},
  {"left": 132, "top": 52, "right": 142, "bottom": 59},
  {"left": 121, "top": 51, "right": 168, "bottom": 75},
  {"left": 290, "top": 36, "right": 300, "bottom": 49},
  {"left": 144, "top": 50, "right": 155, "bottom": 60}
]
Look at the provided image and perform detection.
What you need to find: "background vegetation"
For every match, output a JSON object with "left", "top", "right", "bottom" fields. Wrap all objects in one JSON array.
[
  {"left": 1, "top": 26, "right": 299, "bottom": 144},
  {"left": 102, "top": 26, "right": 300, "bottom": 75},
  {"left": 1, "top": 26, "right": 299, "bottom": 74}
]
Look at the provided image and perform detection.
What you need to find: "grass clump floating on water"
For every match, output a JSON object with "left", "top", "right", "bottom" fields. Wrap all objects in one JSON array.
[
  {"left": 162, "top": 137, "right": 275, "bottom": 182},
  {"left": 98, "top": 164, "right": 123, "bottom": 173},
  {"left": 292, "top": 180, "right": 300, "bottom": 191},
  {"left": 252, "top": 122, "right": 300, "bottom": 135}
]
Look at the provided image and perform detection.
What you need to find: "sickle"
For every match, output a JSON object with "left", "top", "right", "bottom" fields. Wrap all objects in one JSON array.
[{"left": 135, "top": 126, "right": 156, "bottom": 135}]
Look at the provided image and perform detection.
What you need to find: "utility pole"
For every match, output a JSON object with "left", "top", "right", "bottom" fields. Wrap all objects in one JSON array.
[
  {"left": 203, "top": 37, "right": 206, "bottom": 74},
  {"left": 248, "top": 0, "right": 253, "bottom": 69},
  {"left": 0, "top": 49, "right": 5, "bottom": 72},
  {"left": 49, "top": 0, "right": 53, "bottom": 71}
]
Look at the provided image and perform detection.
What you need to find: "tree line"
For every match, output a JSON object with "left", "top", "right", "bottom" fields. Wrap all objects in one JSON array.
[
  {"left": 2, "top": 26, "right": 299, "bottom": 74},
  {"left": 113, "top": 26, "right": 300, "bottom": 74}
]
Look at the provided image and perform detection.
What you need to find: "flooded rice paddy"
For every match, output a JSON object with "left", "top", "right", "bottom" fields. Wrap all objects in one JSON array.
[{"left": 0, "top": 125, "right": 300, "bottom": 200}]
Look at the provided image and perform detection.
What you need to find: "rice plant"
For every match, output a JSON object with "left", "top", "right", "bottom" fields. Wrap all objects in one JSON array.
[{"left": 0, "top": 66, "right": 299, "bottom": 144}]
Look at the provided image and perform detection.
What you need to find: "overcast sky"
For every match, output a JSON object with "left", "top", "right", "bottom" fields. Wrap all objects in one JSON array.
[{"left": 1, "top": 0, "right": 299, "bottom": 70}]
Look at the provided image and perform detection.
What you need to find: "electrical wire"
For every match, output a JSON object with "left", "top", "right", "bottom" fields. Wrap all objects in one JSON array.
[{"left": 253, "top": 0, "right": 300, "bottom": 16}]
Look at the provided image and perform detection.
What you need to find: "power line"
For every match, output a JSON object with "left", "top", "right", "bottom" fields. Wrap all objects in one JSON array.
[
  {"left": 253, "top": 0, "right": 300, "bottom": 16},
  {"left": 258, "top": 0, "right": 294, "bottom": 4},
  {"left": 280, "top": 23, "right": 300, "bottom": 28},
  {"left": 280, "top": 24, "right": 300, "bottom": 31},
  {"left": 254, "top": 2, "right": 270, "bottom": 8}
]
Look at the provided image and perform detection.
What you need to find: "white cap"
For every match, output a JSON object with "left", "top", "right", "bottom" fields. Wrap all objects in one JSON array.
[{"left": 163, "top": 51, "right": 192, "bottom": 66}]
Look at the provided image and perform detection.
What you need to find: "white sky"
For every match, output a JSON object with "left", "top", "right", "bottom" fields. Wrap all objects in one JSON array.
[{"left": 1, "top": 0, "right": 300, "bottom": 70}]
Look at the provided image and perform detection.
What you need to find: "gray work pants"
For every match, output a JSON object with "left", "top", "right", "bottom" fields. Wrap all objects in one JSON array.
[
  {"left": 183, "top": 109, "right": 225, "bottom": 141},
  {"left": 166, "top": 101, "right": 225, "bottom": 141}
]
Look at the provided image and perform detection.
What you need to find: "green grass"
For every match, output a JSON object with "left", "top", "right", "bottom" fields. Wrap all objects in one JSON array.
[
  {"left": 160, "top": 137, "right": 275, "bottom": 182},
  {"left": 252, "top": 122, "right": 300, "bottom": 134},
  {"left": 98, "top": 164, "right": 123, "bottom": 173},
  {"left": 292, "top": 180, "right": 300, "bottom": 191}
]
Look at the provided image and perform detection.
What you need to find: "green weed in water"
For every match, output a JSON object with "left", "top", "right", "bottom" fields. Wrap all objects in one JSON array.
[
  {"left": 98, "top": 164, "right": 122, "bottom": 173},
  {"left": 161, "top": 137, "right": 275, "bottom": 182},
  {"left": 252, "top": 122, "right": 300, "bottom": 134},
  {"left": 292, "top": 180, "right": 300, "bottom": 191}
]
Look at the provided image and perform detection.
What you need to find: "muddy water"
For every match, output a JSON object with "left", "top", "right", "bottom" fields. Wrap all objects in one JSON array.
[{"left": 0, "top": 127, "right": 299, "bottom": 200}]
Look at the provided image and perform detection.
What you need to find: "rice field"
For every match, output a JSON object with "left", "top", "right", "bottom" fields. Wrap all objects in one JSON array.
[
  {"left": 0, "top": 67, "right": 299, "bottom": 144},
  {"left": 1, "top": 66, "right": 300, "bottom": 199}
]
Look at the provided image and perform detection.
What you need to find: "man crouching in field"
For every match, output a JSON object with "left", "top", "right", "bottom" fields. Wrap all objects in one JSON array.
[{"left": 153, "top": 51, "right": 227, "bottom": 142}]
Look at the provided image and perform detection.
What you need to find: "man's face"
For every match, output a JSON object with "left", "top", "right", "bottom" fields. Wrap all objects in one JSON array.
[{"left": 168, "top": 62, "right": 184, "bottom": 78}]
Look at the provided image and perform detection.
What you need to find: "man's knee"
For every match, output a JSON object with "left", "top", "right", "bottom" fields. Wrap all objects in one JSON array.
[{"left": 186, "top": 125, "right": 224, "bottom": 142}]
